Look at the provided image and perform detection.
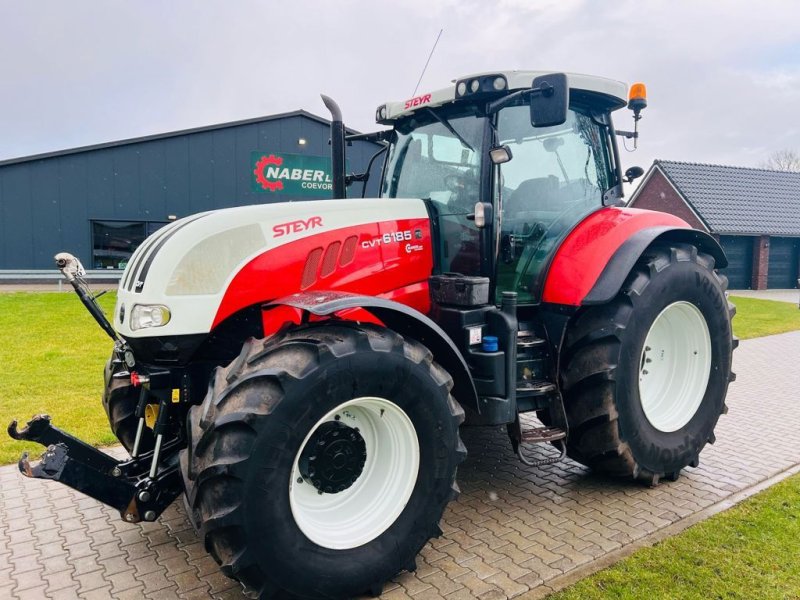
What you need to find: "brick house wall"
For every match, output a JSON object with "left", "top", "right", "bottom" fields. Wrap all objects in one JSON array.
[
  {"left": 629, "top": 169, "right": 707, "bottom": 231},
  {"left": 752, "top": 236, "right": 769, "bottom": 290}
]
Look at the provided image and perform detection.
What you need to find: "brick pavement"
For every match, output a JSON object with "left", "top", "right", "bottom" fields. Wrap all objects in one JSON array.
[{"left": 1, "top": 331, "right": 799, "bottom": 599}]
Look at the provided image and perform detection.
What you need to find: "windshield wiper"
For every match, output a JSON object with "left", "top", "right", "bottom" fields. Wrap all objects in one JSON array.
[{"left": 425, "top": 109, "right": 475, "bottom": 152}]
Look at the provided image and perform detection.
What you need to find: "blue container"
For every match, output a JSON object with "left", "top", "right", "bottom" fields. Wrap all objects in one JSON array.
[{"left": 482, "top": 336, "right": 499, "bottom": 352}]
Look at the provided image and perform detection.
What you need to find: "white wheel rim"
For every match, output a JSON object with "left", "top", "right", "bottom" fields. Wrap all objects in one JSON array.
[
  {"left": 289, "top": 397, "right": 420, "bottom": 549},
  {"left": 638, "top": 301, "right": 712, "bottom": 433}
]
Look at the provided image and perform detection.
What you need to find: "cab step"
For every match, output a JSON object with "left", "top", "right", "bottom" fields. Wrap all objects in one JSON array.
[
  {"left": 520, "top": 425, "right": 566, "bottom": 444},
  {"left": 516, "top": 380, "right": 556, "bottom": 397},
  {"left": 509, "top": 418, "right": 567, "bottom": 468}
]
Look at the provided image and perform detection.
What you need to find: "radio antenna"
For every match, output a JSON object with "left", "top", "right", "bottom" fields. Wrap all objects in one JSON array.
[{"left": 412, "top": 28, "right": 444, "bottom": 96}]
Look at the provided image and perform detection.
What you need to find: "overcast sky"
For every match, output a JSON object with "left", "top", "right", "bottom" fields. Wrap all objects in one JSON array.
[{"left": 1, "top": 0, "right": 799, "bottom": 188}]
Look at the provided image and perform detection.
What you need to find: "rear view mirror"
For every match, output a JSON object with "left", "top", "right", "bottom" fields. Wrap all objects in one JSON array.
[
  {"left": 624, "top": 166, "right": 644, "bottom": 183},
  {"left": 489, "top": 145, "right": 513, "bottom": 165},
  {"left": 530, "top": 73, "right": 569, "bottom": 128}
]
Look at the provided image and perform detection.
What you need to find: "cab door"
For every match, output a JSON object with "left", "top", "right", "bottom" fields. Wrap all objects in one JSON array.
[{"left": 494, "top": 104, "right": 615, "bottom": 304}]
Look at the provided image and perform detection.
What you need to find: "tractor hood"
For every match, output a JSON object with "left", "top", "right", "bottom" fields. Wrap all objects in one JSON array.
[{"left": 114, "top": 198, "right": 432, "bottom": 339}]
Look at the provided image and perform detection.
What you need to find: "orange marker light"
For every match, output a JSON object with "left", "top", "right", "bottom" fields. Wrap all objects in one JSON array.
[{"left": 628, "top": 82, "right": 647, "bottom": 112}]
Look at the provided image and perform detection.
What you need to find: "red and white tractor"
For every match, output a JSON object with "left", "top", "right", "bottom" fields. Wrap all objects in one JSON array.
[{"left": 10, "top": 70, "right": 735, "bottom": 599}]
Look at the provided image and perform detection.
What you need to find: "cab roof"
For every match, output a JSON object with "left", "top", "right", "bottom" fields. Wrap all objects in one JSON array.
[{"left": 377, "top": 70, "right": 629, "bottom": 123}]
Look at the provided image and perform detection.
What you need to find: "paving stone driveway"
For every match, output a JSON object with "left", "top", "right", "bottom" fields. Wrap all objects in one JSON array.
[{"left": 2, "top": 331, "right": 799, "bottom": 600}]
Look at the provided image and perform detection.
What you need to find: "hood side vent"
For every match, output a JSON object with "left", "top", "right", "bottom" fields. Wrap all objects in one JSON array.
[
  {"left": 339, "top": 236, "right": 358, "bottom": 267},
  {"left": 301, "top": 247, "right": 324, "bottom": 289},
  {"left": 320, "top": 241, "right": 342, "bottom": 278}
]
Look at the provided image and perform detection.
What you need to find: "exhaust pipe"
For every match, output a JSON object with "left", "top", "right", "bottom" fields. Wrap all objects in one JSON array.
[{"left": 321, "top": 94, "right": 346, "bottom": 199}]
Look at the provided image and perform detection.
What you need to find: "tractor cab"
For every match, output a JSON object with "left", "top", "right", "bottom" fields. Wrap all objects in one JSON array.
[{"left": 377, "top": 71, "right": 632, "bottom": 304}]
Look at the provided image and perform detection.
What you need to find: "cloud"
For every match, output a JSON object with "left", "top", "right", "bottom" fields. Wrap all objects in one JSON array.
[{"left": 0, "top": 0, "right": 798, "bottom": 176}]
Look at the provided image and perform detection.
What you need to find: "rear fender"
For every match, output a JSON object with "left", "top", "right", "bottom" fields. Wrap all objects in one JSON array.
[
  {"left": 582, "top": 227, "right": 727, "bottom": 305},
  {"left": 542, "top": 207, "right": 724, "bottom": 306},
  {"left": 265, "top": 291, "right": 480, "bottom": 415}
]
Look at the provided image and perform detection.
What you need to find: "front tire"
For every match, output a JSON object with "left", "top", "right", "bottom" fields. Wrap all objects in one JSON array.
[
  {"left": 102, "top": 355, "right": 154, "bottom": 454},
  {"left": 561, "top": 243, "right": 735, "bottom": 485},
  {"left": 181, "top": 323, "right": 465, "bottom": 599}
]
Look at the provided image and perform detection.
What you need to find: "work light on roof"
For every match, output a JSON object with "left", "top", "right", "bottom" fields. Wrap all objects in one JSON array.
[
  {"left": 455, "top": 74, "right": 509, "bottom": 98},
  {"left": 375, "top": 104, "right": 389, "bottom": 124}
]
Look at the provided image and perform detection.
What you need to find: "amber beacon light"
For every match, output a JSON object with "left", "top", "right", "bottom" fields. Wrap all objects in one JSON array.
[{"left": 628, "top": 82, "right": 647, "bottom": 114}]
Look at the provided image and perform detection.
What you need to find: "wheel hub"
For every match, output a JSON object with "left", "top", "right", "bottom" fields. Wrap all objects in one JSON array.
[{"left": 298, "top": 421, "right": 367, "bottom": 493}]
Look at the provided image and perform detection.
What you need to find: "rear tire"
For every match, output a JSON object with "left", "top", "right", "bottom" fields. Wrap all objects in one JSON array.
[
  {"left": 181, "top": 322, "right": 465, "bottom": 599},
  {"left": 561, "top": 244, "right": 735, "bottom": 485}
]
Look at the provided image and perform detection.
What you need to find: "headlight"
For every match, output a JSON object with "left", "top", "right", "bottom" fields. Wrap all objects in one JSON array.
[{"left": 130, "top": 304, "right": 171, "bottom": 330}]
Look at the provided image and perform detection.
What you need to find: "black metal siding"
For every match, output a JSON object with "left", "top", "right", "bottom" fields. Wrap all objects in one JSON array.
[
  {"left": 767, "top": 237, "right": 800, "bottom": 289},
  {"left": 0, "top": 114, "right": 382, "bottom": 269},
  {"left": 718, "top": 235, "right": 754, "bottom": 290}
]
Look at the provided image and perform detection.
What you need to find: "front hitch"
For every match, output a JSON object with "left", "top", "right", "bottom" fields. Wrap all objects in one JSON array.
[
  {"left": 9, "top": 414, "right": 119, "bottom": 473},
  {"left": 9, "top": 414, "right": 182, "bottom": 523}
]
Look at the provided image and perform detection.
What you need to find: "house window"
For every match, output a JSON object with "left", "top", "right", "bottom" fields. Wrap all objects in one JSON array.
[{"left": 92, "top": 220, "right": 168, "bottom": 269}]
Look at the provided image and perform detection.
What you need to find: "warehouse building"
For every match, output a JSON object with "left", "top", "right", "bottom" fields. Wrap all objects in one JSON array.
[
  {"left": 629, "top": 160, "right": 800, "bottom": 289},
  {"left": 0, "top": 111, "right": 382, "bottom": 271}
]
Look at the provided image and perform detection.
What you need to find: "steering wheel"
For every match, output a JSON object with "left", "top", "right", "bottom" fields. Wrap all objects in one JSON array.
[
  {"left": 444, "top": 173, "right": 464, "bottom": 192},
  {"left": 443, "top": 172, "right": 476, "bottom": 214}
]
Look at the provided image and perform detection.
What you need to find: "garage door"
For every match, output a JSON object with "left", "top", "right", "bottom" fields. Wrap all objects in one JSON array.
[
  {"left": 767, "top": 237, "right": 800, "bottom": 289},
  {"left": 718, "top": 236, "right": 753, "bottom": 290}
]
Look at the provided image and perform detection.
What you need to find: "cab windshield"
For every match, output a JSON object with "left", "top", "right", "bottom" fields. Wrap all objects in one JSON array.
[
  {"left": 381, "top": 108, "right": 485, "bottom": 213},
  {"left": 381, "top": 108, "right": 486, "bottom": 273}
]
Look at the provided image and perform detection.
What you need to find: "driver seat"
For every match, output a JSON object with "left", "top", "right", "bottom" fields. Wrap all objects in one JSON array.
[{"left": 505, "top": 175, "right": 561, "bottom": 217}]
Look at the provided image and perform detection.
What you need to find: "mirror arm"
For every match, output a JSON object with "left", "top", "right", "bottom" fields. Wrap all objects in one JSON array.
[
  {"left": 487, "top": 89, "right": 527, "bottom": 114},
  {"left": 487, "top": 84, "right": 551, "bottom": 115},
  {"left": 615, "top": 129, "right": 638, "bottom": 139}
]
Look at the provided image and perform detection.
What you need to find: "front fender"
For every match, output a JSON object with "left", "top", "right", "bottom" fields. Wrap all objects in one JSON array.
[{"left": 266, "top": 291, "right": 480, "bottom": 416}]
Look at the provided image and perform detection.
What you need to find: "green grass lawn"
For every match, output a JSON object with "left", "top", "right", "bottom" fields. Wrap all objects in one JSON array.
[
  {"left": 729, "top": 295, "right": 800, "bottom": 340},
  {"left": 0, "top": 291, "right": 119, "bottom": 465},
  {"left": 548, "top": 473, "right": 800, "bottom": 599}
]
